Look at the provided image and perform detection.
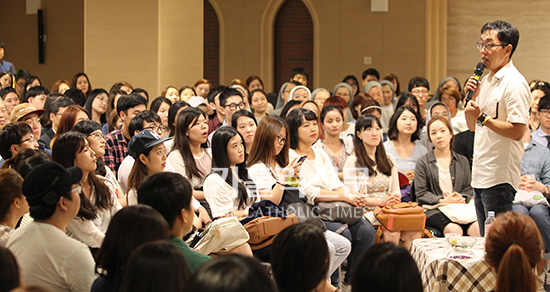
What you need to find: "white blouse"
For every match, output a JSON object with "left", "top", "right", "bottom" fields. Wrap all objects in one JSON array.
[{"left": 203, "top": 172, "right": 258, "bottom": 218}]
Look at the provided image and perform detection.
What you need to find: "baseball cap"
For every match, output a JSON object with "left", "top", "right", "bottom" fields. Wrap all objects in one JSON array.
[
  {"left": 187, "top": 96, "right": 207, "bottom": 108},
  {"left": 23, "top": 161, "right": 83, "bottom": 207},
  {"left": 10, "top": 103, "right": 45, "bottom": 123},
  {"left": 128, "top": 129, "right": 171, "bottom": 159}
]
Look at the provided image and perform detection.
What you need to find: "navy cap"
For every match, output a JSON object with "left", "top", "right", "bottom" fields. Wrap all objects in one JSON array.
[{"left": 128, "top": 129, "right": 171, "bottom": 159}]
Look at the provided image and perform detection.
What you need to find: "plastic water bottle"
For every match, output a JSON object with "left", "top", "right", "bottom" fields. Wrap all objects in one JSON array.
[{"left": 484, "top": 211, "right": 496, "bottom": 236}]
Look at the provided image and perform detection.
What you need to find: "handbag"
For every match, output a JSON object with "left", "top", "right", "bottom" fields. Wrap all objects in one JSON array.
[
  {"left": 315, "top": 201, "right": 364, "bottom": 226},
  {"left": 437, "top": 200, "right": 477, "bottom": 224},
  {"left": 244, "top": 213, "right": 298, "bottom": 250},
  {"left": 277, "top": 184, "right": 327, "bottom": 230},
  {"left": 374, "top": 202, "right": 426, "bottom": 231},
  {"left": 192, "top": 217, "right": 250, "bottom": 255}
]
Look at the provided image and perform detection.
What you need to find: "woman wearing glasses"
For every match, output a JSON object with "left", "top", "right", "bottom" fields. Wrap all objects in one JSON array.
[
  {"left": 73, "top": 120, "right": 126, "bottom": 207},
  {"left": 52, "top": 131, "right": 122, "bottom": 249}
]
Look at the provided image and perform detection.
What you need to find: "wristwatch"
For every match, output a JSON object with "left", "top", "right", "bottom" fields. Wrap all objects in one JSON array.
[{"left": 477, "top": 113, "right": 490, "bottom": 126}]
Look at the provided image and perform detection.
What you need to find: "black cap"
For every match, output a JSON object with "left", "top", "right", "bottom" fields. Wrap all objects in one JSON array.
[
  {"left": 128, "top": 129, "right": 171, "bottom": 159},
  {"left": 23, "top": 161, "right": 83, "bottom": 207}
]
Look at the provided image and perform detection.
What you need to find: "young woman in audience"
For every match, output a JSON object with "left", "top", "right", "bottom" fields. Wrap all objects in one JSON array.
[
  {"left": 349, "top": 92, "right": 370, "bottom": 122},
  {"left": 52, "top": 132, "right": 121, "bottom": 248},
  {"left": 194, "top": 79, "right": 211, "bottom": 98},
  {"left": 109, "top": 81, "right": 133, "bottom": 95},
  {"left": 150, "top": 96, "right": 172, "bottom": 138},
  {"left": 166, "top": 107, "right": 210, "bottom": 201},
  {"left": 92, "top": 205, "right": 170, "bottom": 292},
  {"left": 395, "top": 93, "right": 423, "bottom": 125},
  {"left": 324, "top": 96, "right": 354, "bottom": 150},
  {"left": 0, "top": 246, "right": 21, "bottom": 292},
  {"left": 344, "top": 114, "right": 421, "bottom": 247},
  {"left": 287, "top": 108, "right": 376, "bottom": 287},
  {"left": 231, "top": 109, "right": 257, "bottom": 156},
  {"left": 352, "top": 242, "right": 423, "bottom": 292},
  {"left": 314, "top": 105, "right": 352, "bottom": 180},
  {"left": 204, "top": 127, "right": 258, "bottom": 219},
  {"left": 71, "top": 72, "right": 92, "bottom": 97},
  {"left": 106, "top": 89, "right": 125, "bottom": 119},
  {"left": 342, "top": 75, "right": 360, "bottom": 97},
  {"left": 271, "top": 223, "right": 334, "bottom": 292},
  {"left": 1, "top": 87, "right": 20, "bottom": 115},
  {"left": 178, "top": 86, "right": 196, "bottom": 102},
  {"left": 249, "top": 89, "right": 268, "bottom": 122},
  {"left": 50, "top": 105, "right": 90, "bottom": 148},
  {"left": 73, "top": 120, "right": 126, "bottom": 207},
  {"left": 485, "top": 211, "right": 544, "bottom": 292},
  {"left": 50, "top": 79, "right": 71, "bottom": 94},
  {"left": 189, "top": 254, "right": 277, "bottom": 292},
  {"left": 415, "top": 116, "right": 479, "bottom": 236},
  {"left": 302, "top": 100, "right": 320, "bottom": 115},
  {"left": 161, "top": 86, "right": 180, "bottom": 103},
  {"left": 0, "top": 71, "right": 12, "bottom": 88},
  {"left": 438, "top": 87, "right": 467, "bottom": 133},
  {"left": 0, "top": 169, "right": 27, "bottom": 247},
  {"left": 127, "top": 130, "right": 169, "bottom": 205},
  {"left": 84, "top": 89, "right": 109, "bottom": 125},
  {"left": 119, "top": 241, "right": 189, "bottom": 292},
  {"left": 167, "top": 100, "right": 189, "bottom": 137},
  {"left": 383, "top": 106, "right": 427, "bottom": 183},
  {"left": 246, "top": 75, "right": 264, "bottom": 92}
]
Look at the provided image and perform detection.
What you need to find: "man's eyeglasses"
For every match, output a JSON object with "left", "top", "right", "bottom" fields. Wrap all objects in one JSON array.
[
  {"left": 539, "top": 109, "right": 550, "bottom": 117},
  {"left": 411, "top": 89, "right": 428, "bottom": 95},
  {"left": 276, "top": 136, "right": 287, "bottom": 144},
  {"left": 18, "top": 136, "right": 37, "bottom": 144},
  {"left": 144, "top": 125, "right": 167, "bottom": 133},
  {"left": 476, "top": 41, "right": 506, "bottom": 51},
  {"left": 225, "top": 102, "right": 246, "bottom": 111}
]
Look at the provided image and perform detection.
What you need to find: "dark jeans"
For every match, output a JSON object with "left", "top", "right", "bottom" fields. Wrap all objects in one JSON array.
[
  {"left": 324, "top": 218, "right": 376, "bottom": 284},
  {"left": 474, "top": 183, "right": 515, "bottom": 236}
]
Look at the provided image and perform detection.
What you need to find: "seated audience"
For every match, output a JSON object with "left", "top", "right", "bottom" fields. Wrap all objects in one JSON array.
[
  {"left": 39, "top": 96, "right": 74, "bottom": 149},
  {"left": 0, "top": 123, "right": 38, "bottom": 166},
  {"left": 532, "top": 95, "right": 550, "bottom": 147},
  {"left": 149, "top": 96, "right": 172, "bottom": 138},
  {"left": 49, "top": 104, "right": 90, "bottom": 148},
  {"left": 0, "top": 169, "right": 27, "bottom": 247},
  {"left": 249, "top": 89, "right": 269, "bottom": 122},
  {"left": 231, "top": 109, "right": 257, "bottom": 156},
  {"left": 408, "top": 77, "right": 430, "bottom": 120},
  {"left": 84, "top": 89, "right": 109, "bottom": 126},
  {"left": 6, "top": 162, "right": 96, "bottom": 292},
  {"left": 119, "top": 241, "right": 189, "bottom": 292},
  {"left": 92, "top": 205, "right": 170, "bottom": 292},
  {"left": 485, "top": 211, "right": 544, "bottom": 292}
]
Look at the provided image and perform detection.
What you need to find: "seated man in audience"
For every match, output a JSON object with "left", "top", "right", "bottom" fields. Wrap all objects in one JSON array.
[
  {"left": 290, "top": 67, "right": 309, "bottom": 87},
  {"left": 10, "top": 103, "right": 50, "bottom": 153},
  {"left": 39, "top": 96, "right": 74, "bottom": 149},
  {"left": 207, "top": 85, "right": 228, "bottom": 135},
  {"left": 207, "top": 87, "right": 246, "bottom": 144},
  {"left": 103, "top": 92, "right": 147, "bottom": 174},
  {"left": 0, "top": 123, "right": 39, "bottom": 165},
  {"left": 531, "top": 95, "right": 550, "bottom": 148},
  {"left": 7, "top": 162, "right": 96, "bottom": 292},
  {"left": 408, "top": 77, "right": 430, "bottom": 120},
  {"left": 25, "top": 86, "right": 49, "bottom": 110},
  {"left": 137, "top": 172, "right": 211, "bottom": 273},
  {"left": 513, "top": 118, "right": 550, "bottom": 261},
  {"left": 361, "top": 67, "right": 380, "bottom": 87}
]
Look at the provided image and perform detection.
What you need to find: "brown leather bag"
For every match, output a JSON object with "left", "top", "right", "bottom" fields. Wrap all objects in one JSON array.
[
  {"left": 374, "top": 202, "right": 426, "bottom": 231},
  {"left": 244, "top": 213, "right": 299, "bottom": 250}
]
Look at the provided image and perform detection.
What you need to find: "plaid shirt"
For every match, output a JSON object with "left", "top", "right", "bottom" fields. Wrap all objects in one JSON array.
[{"left": 103, "top": 128, "right": 128, "bottom": 173}]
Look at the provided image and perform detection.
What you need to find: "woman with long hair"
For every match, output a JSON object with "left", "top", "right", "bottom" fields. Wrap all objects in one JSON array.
[
  {"left": 71, "top": 72, "right": 92, "bottom": 98},
  {"left": 383, "top": 106, "right": 427, "bottom": 183},
  {"left": 287, "top": 108, "right": 376, "bottom": 287},
  {"left": 231, "top": 110, "right": 257, "bottom": 156},
  {"left": 92, "top": 205, "right": 169, "bottom": 292},
  {"left": 50, "top": 79, "right": 70, "bottom": 94},
  {"left": 485, "top": 211, "right": 544, "bottom": 292},
  {"left": 204, "top": 127, "right": 257, "bottom": 219},
  {"left": 126, "top": 130, "right": 170, "bottom": 205},
  {"left": 344, "top": 114, "right": 421, "bottom": 247},
  {"left": 249, "top": 89, "right": 269, "bottom": 121},
  {"left": 50, "top": 105, "right": 90, "bottom": 148},
  {"left": 52, "top": 132, "right": 121, "bottom": 248},
  {"left": 167, "top": 101, "right": 189, "bottom": 137},
  {"left": 73, "top": 120, "right": 126, "bottom": 207},
  {"left": 415, "top": 116, "right": 479, "bottom": 237},
  {"left": 150, "top": 96, "right": 172, "bottom": 138},
  {"left": 84, "top": 89, "right": 109, "bottom": 125},
  {"left": 194, "top": 79, "right": 211, "bottom": 98},
  {"left": 0, "top": 169, "right": 28, "bottom": 247}
]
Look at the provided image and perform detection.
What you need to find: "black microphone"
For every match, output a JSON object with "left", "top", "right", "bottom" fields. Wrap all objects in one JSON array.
[{"left": 464, "top": 62, "right": 485, "bottom": 106}]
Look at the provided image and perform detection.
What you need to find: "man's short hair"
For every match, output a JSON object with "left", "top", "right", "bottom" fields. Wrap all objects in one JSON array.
[
  {"left": 219, "top": 88, "right": 243, "bottom": 107},
  {"left": 25, "top": 86, "right": 49, "bottom": 102},
  {"left": 116, "top": 93, "right": 147, "bottom": 115},
  {"left": 64, "top": 88, "right": 86, "bottom": 106},
  {"left": 0, "top": 123, "right": 33, "bottom": 159},
  {"left": 408, "top": 77, "right": 430, "bottom": 92},
  {"left": 137, "top": 172, "right": 193, "bottom": 229},
  {"left": 49, "top": 96, "right": 74, "bottom": 115},
  {"left": 207, "top": 85, "right": 227, "bottom": 103},
  {"left": 481, "top": 20, "right": 520, "bottom": 58},
  {"left": 128, "top": 110, "right": 162, "bottom": 138},
  {"left": 538, "top": 95, "right": 550, "bottom": 112},
  {"left": 362, "top": 68, "right": 380, "bottom": 81},
  {"left": 15, "top": 69, "right": 30, "bottom": 82},
  {"left": 291, "top": 67, "right": 309, "bottom": 80}
]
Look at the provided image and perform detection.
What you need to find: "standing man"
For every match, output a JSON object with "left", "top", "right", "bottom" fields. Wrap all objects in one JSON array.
[
  {"left": 464, "top": 20, "right": 530, "bottom": 235},
  {"left": 0, "top": 42, "right": 16, "bottom": 74}
]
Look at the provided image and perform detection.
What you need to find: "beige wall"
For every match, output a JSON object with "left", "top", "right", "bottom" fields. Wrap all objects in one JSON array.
[
  {"left": 85, "top": 0, "right": 203, "bottom": 98},
  {"left": 448, "top": 0, "right": 550, "bottom": 87},
  {"left": 211, "top": 0, "right": 427, "bottom": 93},
  {"left": 0, "top": 0, "right": 84, "bottom": 90}
]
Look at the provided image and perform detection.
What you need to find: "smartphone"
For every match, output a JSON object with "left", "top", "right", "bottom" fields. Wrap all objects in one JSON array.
[{"left": 297, "top": 155, "right": 308, "bottom": 164}]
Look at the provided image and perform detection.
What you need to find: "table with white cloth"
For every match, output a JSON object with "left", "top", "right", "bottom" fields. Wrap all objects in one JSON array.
[{"left": 410, "top": 237, "right": 495, "bottom": 292}]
